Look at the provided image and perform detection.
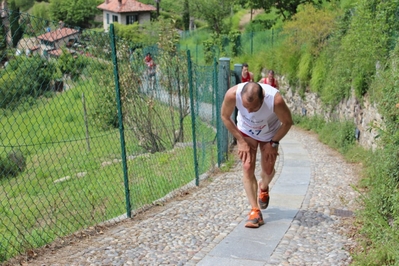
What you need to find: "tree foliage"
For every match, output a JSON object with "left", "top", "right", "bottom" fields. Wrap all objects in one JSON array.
[
  {"left": 8, "top": 1, "right": 24, "bottom": 48},
  {"left": 0, "top": 17, "right": 6, "bottom": 60},
  {"left": 283, "top": 3, "right": 337, "bottom": 56},
  {"left": 182, "top": 0, "right": 190, "bottom": 31},
  {"left": 30, "top": 2, "right": 51, "bottom": 32},
  {"left": 92, "top": 18, "right": 191, "bottom": 152},
  {"left": 0, "top": 56, "right": 56, "bottom": 109},
  {"left": 12, "top": 0, "right": 35, "bottom": 11},
  {"left": 236, "top": 0, "right": 327, "bottom": 20},
  {"left": 49, "top": 0, "right": 102, "bottom": 28},
  {"left": 57, "top": 49, "right": 88, "bottom": 81},
  {"left": 190, "top": 0, "right": 235, "bottom": 35}
]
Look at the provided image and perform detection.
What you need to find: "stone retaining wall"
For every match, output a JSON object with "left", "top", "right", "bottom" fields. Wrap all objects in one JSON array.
[{"left": 281, "top": 78, "right": 382, "bottom": 150}]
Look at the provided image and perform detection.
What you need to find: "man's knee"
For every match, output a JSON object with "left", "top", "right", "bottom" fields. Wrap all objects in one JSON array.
[
  {"left": 263, "top": 168, "right": 275, "bottom": 178},
  {"left": 242, "top": 161, "right": 255, "bottom": 172}
]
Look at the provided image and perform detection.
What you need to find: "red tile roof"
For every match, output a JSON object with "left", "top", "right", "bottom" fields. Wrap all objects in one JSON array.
[
  {"left": 38, "top": 28, "right": 79, "bottom": 42},
  {"left": 48, "top": 49, "right": 63, "bottom": 56},
  {"left": 97, "top": 0, "right": 156, "bottom": 13}
]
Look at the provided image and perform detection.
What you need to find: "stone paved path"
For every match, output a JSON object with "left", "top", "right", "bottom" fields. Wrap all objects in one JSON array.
[{"left": 24, "top": 126, "right": 360, "bottom": 266}]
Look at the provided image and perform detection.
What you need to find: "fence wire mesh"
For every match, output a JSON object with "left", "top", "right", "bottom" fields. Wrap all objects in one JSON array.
[
  {"left": 180, "top": 29, "right": 285, "bottom": 64},
  {"left": 0, "top": 10, "right": 218, "bottom": 263}
]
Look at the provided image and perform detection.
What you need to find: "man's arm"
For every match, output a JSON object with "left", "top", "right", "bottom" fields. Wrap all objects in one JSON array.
[
  {"left": 221, "top": 85, "right": 252, "bottom": 163},
  {"left": 221, "top": 86, "right": 246, "bottom": 143},
  {"left": 272, "top": 93, "right": 293, "bottom": 142}
]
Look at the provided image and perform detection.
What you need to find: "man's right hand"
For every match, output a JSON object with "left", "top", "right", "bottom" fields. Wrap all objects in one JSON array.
[{"left": 237, "top": 140, "right": 251, "bottom": 164}]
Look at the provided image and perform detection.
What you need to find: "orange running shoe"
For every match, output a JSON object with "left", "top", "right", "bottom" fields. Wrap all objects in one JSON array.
[
  {"left": 258, "top": 182, "right": 270, "bottom": 210},
  {"left": 245, "top": 208, "right": 264, "bottom": 228}
]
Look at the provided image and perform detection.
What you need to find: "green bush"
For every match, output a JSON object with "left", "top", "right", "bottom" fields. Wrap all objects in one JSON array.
[
  {"left": 245, "top": 18, "right": 275, "bottom": 32},
  {"left": 310, "top": 50, "right": 329, "bottom": 94},
  {"left": 292, "top": 114, "right": 326, "bottom": 132},
  {"left": 276, "top": 43, "right": 300, "bottom": 87},
  {"left": 297, "top": 48, "right": 313, "bottom": 93},
  {"left": 0, "top": 56, "right": 56, "bottom": 110},
  {"left": 0, "top": 149, "right": 26, "bottom": 179}
]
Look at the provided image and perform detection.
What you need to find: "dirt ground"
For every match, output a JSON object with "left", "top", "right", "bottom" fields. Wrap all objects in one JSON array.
[{"left": 238, "top": 9, "right": 264, "bottom": 31}]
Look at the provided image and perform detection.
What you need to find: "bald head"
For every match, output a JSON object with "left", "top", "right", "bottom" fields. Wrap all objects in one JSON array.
[{"left": 241, "top": 82, "right": 264, "bottom": 102}]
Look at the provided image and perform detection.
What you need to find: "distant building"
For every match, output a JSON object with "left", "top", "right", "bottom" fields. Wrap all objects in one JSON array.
[
  {"left": 37, "top": 27, "right": 80, "bottom": 57},
  {"left": 97, "top": 0, "right": 156, "bottom": 31}
]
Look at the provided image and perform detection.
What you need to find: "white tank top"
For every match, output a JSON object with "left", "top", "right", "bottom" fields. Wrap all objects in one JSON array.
[{"left": 236, "top": 83, "right": 281, "bottom": 142}]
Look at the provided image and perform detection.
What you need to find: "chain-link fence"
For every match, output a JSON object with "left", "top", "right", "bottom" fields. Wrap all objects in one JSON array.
[
  {"left": 0, "top": 10, "right": 222, "bottom": 263},
  {"left": 180, "top": 29, "right": 285, "bottom": 65}
]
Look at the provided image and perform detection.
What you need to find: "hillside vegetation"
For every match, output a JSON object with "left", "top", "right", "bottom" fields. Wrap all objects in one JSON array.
[
  {"left": 174, "top": 0, "right": 399, "bottom": 264},
  {"left": 235, "top": 1, "right": 399, "bottom": 264},
  {"left": 2, "top": 0, "right": 399, "bottom": 264}
]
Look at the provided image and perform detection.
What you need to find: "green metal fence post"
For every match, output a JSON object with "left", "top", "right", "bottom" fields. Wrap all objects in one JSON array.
[
  {"left": 233, "top": 63, "right": 242, "bottom": 85},
  {"left": 196, "top": 44, "right": 198, "bottom": 65},
  {"left": 212, "top": 57, "right": 218, "bottom": 126},
  {"left": 231, "top": 63, "right": 242, "bottom": 144},
  {"left": 216, "top": 57, "right": 230, "bottom": 166},
  {"left": 272, "top": 28, "right": 274, "bottom": 48},
  {"left": 187, "top": 50, "right": 199, "bottom": 186},
  {"left": 109, "top": 24, "right": 132, "bottom": 218},
  {"left": 251, "top": 31, "right": 254, "bottom": 55}
]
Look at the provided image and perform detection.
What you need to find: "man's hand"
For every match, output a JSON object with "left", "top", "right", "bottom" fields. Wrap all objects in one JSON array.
[
  {"left": 261, "top": 143, "right": 279, "bottom": 163},
  {"left": 237, "top": 140, "right": 252, "bottom": 164}
]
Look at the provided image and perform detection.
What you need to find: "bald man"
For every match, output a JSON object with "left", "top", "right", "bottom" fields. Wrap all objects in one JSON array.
[{"left": 221, "top": 82, "right": 293, "bottom": 228}]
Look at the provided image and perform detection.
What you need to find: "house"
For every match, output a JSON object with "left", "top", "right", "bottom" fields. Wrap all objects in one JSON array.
[
  {"left": 97, "top": 0, "right": 156, "bottom": 31},
  {"left": 37, "top": 27, "right": 80, "bottom": 57}
]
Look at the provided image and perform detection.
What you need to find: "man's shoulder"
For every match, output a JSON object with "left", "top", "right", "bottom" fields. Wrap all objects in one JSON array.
[{"left": 228, "top": 84, "right": 238, "bottom": 94}]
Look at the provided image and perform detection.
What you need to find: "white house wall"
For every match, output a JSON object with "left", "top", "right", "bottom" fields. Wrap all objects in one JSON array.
[
  {"left": 102, "top": 11, "right": 152, "bottom": 31},
  {"left": 103, "top": 11, "right": 120, "bottom": 31}
]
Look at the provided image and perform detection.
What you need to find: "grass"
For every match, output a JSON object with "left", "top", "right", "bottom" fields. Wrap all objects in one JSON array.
[
  {"left": 291, "top": 114, "right": 399, "bottom": 264},
  {"left": 230, "top": 8, "right": 249, "bottom": 31},
  {"left": 0, "top": 72, "right": 217, "bottom": 262}
]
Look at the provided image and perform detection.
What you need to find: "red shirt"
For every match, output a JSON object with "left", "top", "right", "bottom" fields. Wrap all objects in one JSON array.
[
  {"left": 262, "top": 77, "right": 277, "bottom": 88},
  {"left": 241, "top": 74, "right": 251, "bottom": 82}
]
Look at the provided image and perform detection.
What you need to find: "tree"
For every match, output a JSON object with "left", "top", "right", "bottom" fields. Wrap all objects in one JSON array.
[
  {"left": 8, "top": 1, "right": 23, "bottom": 48},
  {"left": 30, "top": 2, "right": 51, "bottom": 32},
  {"left": 155, "top": 0, "right": 160, "bottom": 18},
  {"left": 182, "top": 0, "right": 190, "bottom": 31},
  {"left": 0, "top": 56, "right": 56, "bottom": 109},
  {"left": 13, "top": 0, "right": 35, "bottom": 11},
  {"left": 190, "top": 0, "right": 235, "bottom": 35},
  {"left": 49, "top": 0, "right": 102, "bottom": 28},
  {"left": 0, "top": 17, "right": 6, "bottom": 61},
  {"left": 236, "top": 0, "right": 326, "bottom": 20},
  {"left": 283, "top": 3, "right": 337, "bottom": 56}
]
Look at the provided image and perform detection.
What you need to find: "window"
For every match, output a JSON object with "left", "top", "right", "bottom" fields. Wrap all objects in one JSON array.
[
  {"left": 41, "top": 40, "right": 54, "bottom": 48},
  {"left": 126, "top": 15, "right": 138, "bottom": 25},
  {"left": 112, "top": 15, "right": 118, "bottom": 22},
  {"left": 106, "top": 13, "right": 109, "bottom": 24}
]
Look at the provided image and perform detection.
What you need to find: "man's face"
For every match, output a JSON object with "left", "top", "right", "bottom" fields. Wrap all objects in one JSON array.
[{"left": 242, "top": 66, "right": 248, "bottom": 74}]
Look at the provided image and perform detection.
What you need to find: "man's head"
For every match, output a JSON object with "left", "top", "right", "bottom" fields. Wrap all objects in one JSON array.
[
  {"left": 242, "top": 63, "right": 249, "bottom": 74},
  {"left": 241, "top": 82, "right": 264, "bottom": 113},
  {"left": 268, "top": 70, "right": 275, "bottom": 78}
]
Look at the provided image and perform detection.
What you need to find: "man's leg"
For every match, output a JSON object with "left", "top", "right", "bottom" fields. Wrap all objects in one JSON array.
[
  {"left": 241, "top": 136, "right": 259, "bottom": 209},
  {"left": 241, "top": 137, "right": 264, "bottom": 228},
  {"left": 258, "top": 141, "right": 277, "bottom": 209}
]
